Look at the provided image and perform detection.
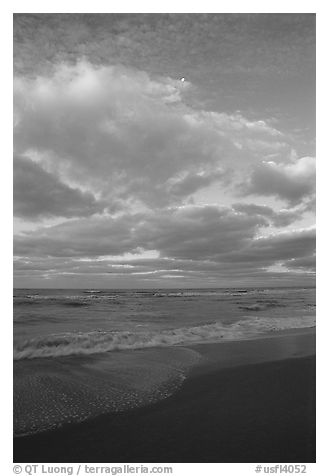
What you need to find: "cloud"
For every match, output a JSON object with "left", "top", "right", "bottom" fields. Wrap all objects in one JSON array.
[
  {"left": 240, "top": 156, "right": 315, "bottom": 205},
  {"left": 284, "top": 254, "right": 316, "bottom": 273},
  {"left": 13, "top": 204, "right": 266, "bottom": 259},
  {"left": 14, "top": 14, "right": 315, "bottom": 84},
  {"left": 14, "top": 223, "right": 315, "bottom": 288},
  {"left": 13, "top": 15, "right": 315, "bottom": 158},
  {"left": 232, "top": 202, "right": 303, "bottom": 227},
  {"left": 12, "top": 15, "right": 315, "bottom": 288},
  {"left": 166, "top": 167, "right": 229, "bottom": 199},
  {"left": 133, "top": 205, "right": 269, "bottom": 261},
  {"left": 218, "top": 227, "right": 315, "bottom": 272},
  {"left": 14, "top": 156, "right": 106, "bottom": 219},
  {"left": 248, "top": 228, "right": 315, "bottom": 263},
  {"left": 14, "top": 204, "right": 315, "bottom": 274},
  {"left": 14, "top": 61, "right": 288, "bottom": 209}
]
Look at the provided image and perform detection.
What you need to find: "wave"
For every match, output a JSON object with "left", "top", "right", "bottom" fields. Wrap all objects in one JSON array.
[
  {"left": 239, "top": 300, "right": 287, "bottom": 311},
  {"left": 13, "top": 293, "right": 127, "bottom": 306},
  {"left": 83, "top": 290, "right": 103, "bottom": 293},
  {"left": 14, "top": 315, "right": 315, "bottom": 360},
  {"left": 14, "top": 298, "right": 91, "bottom": 307},
  {"left": 152, "top": 291, "right": 227, "bottom": 297}
]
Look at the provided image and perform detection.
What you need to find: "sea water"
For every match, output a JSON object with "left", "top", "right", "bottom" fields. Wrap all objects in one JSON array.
[{"left": 13, "top": 287, "right": 315, "bottom": 436}]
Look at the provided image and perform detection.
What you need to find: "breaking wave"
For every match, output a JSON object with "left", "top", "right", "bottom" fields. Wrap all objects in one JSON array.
[{"left": 14, "top": 315, "right": 315, "bottom": 360}]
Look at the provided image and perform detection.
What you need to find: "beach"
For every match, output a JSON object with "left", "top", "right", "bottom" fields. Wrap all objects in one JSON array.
[{"left": 14, "top": 328, "right": 315, "bottom": 463}]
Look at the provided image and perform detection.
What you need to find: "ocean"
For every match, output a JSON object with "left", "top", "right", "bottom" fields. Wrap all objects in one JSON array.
[{"left": 13, "top": 287, "right": 315, "bottom": 436}]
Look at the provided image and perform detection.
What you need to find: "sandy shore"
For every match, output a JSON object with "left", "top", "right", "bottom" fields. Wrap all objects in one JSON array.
[{"left": 14, "top": 329, "right": 315, "bottom": 462}]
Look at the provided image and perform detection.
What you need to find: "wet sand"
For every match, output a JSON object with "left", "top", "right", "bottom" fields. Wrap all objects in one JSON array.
[
  {"left": 13, "top": 346, "right": 200, "bottom": 436},
  {"left": 14, "top": 329, "right": 315, "bottom": 462}
]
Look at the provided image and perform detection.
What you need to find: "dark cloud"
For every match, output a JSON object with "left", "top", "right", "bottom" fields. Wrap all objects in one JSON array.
[
  {"left": 14, "top": 205, "right": 267, "bottom": 259},
  {"left": 232, "top": 202, "right": 303, "bottom": 227},
  {"left": 14, "top": 205, "right": 315, "bottom": 284},
  {"left": 239, "top": 156, "right": 315, "bottom": 205},
  {"left": 168, "top": 168, "right": 229, "bottom": 199},
  {"left": 14, "top": 226, "right": 315, "bottom": 288},
  {"left": 256, "top": 228, "right": 314, "bottom": 264},
  {"left": 284, "top": 254, "right": 316, "bottom": 273},
  {"left": 134, "top": 206, "right": 268, "bottom": 260},
  {"left": 14, "top": 217, "right": 134, "bottom": 258},
  {"left": 219, "top": 228, "right": 315, "bottom": 265},
  {"left": 14, "top": 156, "right": 106, "bottom": 219}
]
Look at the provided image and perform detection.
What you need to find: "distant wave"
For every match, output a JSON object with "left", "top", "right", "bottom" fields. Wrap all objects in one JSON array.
[
  {"left": 14, "top": 291, "right": 229, "bottom": 306},
  {"left": 239, "top": 300, "right": 287, "bottom": 311},
  {"left": 14, "top": 297, "right": 91, "bottom": 307},
  {"left": 152, "top": 291, "right": 229, "bottom": 298},
  {"left": 14, "top": 288, "right": 309, "bottom": 305},
  {"left": 13, "top": 293, "right": 127, "bottom": 305},
  {"left": 14, "top": 315, "right": 315, "bottom": 360}
]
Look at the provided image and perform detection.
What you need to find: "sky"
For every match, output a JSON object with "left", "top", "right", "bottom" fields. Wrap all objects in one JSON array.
[{"left": 13, "top": 13, "right": 316, "bottom": 288}]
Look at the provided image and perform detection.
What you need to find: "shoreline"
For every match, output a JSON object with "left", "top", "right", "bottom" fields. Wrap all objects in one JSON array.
[
  {"left": 187, "top": 326, "right": 315, "bottom": 372},
  {"left": 14, "top": 328, "right": 315, "bottom": 462}
]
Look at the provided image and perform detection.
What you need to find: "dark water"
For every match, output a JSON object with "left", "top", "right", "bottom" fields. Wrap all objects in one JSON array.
[
  {"left": 13, "top": 287, "right": 315, "bottom": 436},
  {"left": 14, "top": 287, "right": 315, "bottom": 359}
]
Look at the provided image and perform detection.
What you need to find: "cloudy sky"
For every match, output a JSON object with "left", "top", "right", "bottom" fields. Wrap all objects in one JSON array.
[{"left": 13, "top": 13, "right": 315, "bottom": 288}]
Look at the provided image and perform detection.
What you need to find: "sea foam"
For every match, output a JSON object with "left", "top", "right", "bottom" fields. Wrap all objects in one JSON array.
[{"left": 13, "top": 315, "right": 315, "bottom": 360}]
